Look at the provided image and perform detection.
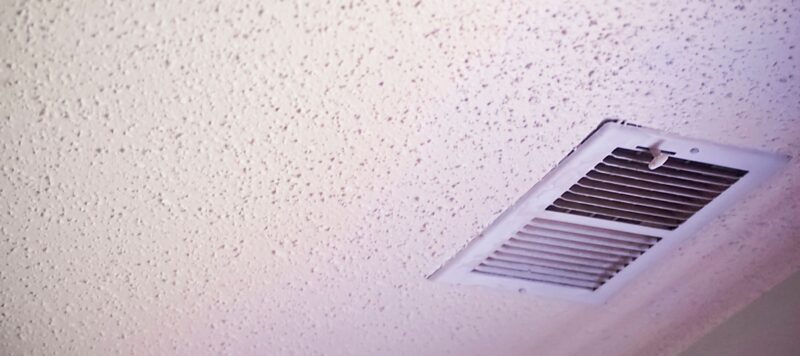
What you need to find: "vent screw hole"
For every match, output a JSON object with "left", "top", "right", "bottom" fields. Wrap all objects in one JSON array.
[{"left": 690, "top": 147, "right": 700, "bottom": 153}]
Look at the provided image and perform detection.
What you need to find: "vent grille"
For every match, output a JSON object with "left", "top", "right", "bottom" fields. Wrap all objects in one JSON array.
[
  {"left": 431, "top": 121, "right": 788, "bottom": 301},
  {"left": 473, "top": 218, "right": 660, "bottom": 290},
  {"left": 545, "top": 148, "right": 748, "bottom": 230}
]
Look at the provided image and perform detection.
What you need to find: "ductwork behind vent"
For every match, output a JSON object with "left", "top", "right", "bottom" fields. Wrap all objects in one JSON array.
[{"left": 430, "top": 121, "right": 789, "bottom": 302}]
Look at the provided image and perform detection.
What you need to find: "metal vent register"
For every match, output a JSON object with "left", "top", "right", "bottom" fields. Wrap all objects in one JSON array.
[{"left": 430, "top": 121, "right": 788, "bottom": 302}]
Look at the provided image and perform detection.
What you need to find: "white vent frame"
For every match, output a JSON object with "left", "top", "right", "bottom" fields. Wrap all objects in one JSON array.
[{"left": 430, "top": 121, "right": 789, "bottom": 303}]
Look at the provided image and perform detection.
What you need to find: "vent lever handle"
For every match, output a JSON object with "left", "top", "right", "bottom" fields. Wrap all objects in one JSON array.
[{"left": 648, "top": 142, "right": 669, "bottom": 170}]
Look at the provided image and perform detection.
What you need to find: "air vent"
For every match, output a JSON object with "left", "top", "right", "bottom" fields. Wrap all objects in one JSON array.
[
  {"left": 430, "top": 121, "right": 789, "bottom": 302},
  {"left": 546, "top": 148, "right": 748, "bottom": 230}
]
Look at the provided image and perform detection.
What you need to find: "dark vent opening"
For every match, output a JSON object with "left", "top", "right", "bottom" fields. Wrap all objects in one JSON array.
[{"left": 545, "top": 147, "right": 747, "bottom": 230}]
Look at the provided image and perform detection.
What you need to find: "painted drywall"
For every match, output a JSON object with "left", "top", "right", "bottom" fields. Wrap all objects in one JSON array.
[
  {"left": 1, "top": 1, "right": 799, "bottom": 355},
  {"left": 679, "top": 270, "right": 800, "bottom": 356}
]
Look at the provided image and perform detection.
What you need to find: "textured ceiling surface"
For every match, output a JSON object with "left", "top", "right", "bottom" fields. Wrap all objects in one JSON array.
[{"left": 1, "top": 1, "right": 799, "bottom": 355}]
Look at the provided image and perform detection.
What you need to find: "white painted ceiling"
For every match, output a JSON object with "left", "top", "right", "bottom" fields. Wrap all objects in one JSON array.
[{"left": 1, "top": 1, "right": 799, "bottom": 355}]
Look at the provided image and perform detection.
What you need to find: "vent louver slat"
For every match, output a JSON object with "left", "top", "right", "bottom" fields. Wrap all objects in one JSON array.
[
  {"left": 560, "top": 192, "right": 693, "bottom": 219},
  {"left": 519, "top": 225, "right": 651, "bottom": 251},
  {"left": 610, "top": 148, "right": 748, "bottom": 179},
  {"left": 525, "top": 219, "right": 659, "bottom": 244},
  {"left": 546, "top": 148, "right": 747, "bottom": 230},
  {"left": 474, "top": 264, "right": 603, "bottom": 290},
  {"left": 575, "top": 178, "right": 712, "bottom": 206},
  {"left": 551, "top": 199, "right": 685, "bottom": 229},
  {"left": 586, "top": 171, "right": 718, "bottom": 198},
  {"left": 482, "top": 258, "right": 608, "bottom": 282},
  {"left": 473, "top": 218, "right": 660, "bottom": 290},
  {"left": 497, "top": 245, "right": 627, "bottom": 269},
  {"left": 514, "top": 232, "right": 641, "bottom": 257},
  {"left": 490, "top": 251, "right": 615, "bottom": 275},
  {"left": 594, "top": 164, "right": 728, "bottom": 192},
  {"left": 568, "top": 186, "right": 702, "bottom": 213},
  {"left": 602, "top": 156, "right": 738, "bottom": 185},
  {"left": 505, "top": 238, "right": 634, "bottom": 262}
]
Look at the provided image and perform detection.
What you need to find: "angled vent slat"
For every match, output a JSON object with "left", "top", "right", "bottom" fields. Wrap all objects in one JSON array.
[
  {"left": 569, "top": 186, "right": 702, "bottom": 213},
  {"left": 482, "top": 258, "right": 609, "bottom": 282},
  {"left": 491, "top": 252, "right": 614, "bottom": 275},
  {"left": 473, "top": 265, "right": 602, "bottom": 290},
  {"left": 519, "top": 224, "right": 652, "bottom": 251},
  {"left": 473, "top": 218, "right": 661, "bottom": 290},
  {"left": 550, "top": 147, "right": 746, "bottom": 230},
  {"left": 550, "top": 199, "right": 684, "bottom": 229},
  {"left": 525, "top": 219, "right": 661, "bottom": 244},
  {"left": 505, "top": 238, "right": 635, "bottom": 263},
  {"left": 602, "top": 156, "right": 738, "bottom": 185},
  {"left": 514, "top": 231, "right": 642, "bottom": 257},
  {"left": 594, "top": 163, "right": 728, "bottom": 192},
  {"left": 493, "top": 251, "right": 622, "bottom": 273},
  {"left": 586, "top": 171, "right": 720, "bottom": 199},
  {"left": 547, "top": 206, "right": 647, "bottom": 227},
  {"left": 476, "top": 263, "right": 606, "bottom": 284},
  {"left": 577, "top": 178, "right": 712, "bottom": 206},
  {"left": 611, "top": 148, "right": 747, "bottom": 179},
  {"left": 497, "top": 245, "right": 627, "bottom": 269},
  {"left": 560, "top": 192, "right": 694, "bottom": 219}
]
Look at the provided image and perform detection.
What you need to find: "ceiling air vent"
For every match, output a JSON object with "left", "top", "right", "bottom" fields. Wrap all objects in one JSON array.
[{"left": 430, "top": 120, "right": 789, "bottom": 302}]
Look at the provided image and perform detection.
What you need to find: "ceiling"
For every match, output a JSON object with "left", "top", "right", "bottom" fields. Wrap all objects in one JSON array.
[{"left": 1, "top": 1, "right": 799, "bottom": 355}]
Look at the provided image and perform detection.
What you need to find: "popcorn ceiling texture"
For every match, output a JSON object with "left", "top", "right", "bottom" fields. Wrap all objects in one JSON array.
[{"left": 1, "top": 1, "right": 799, "bottom": 355}]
